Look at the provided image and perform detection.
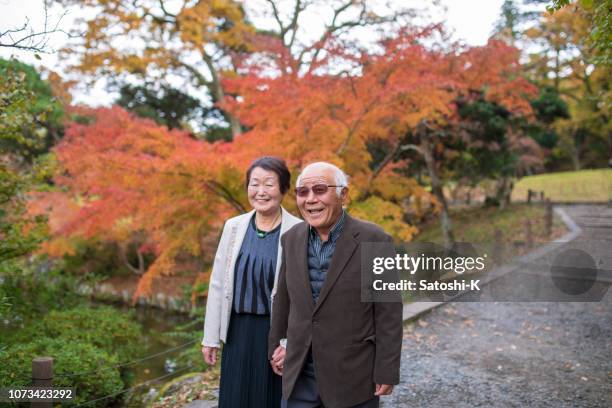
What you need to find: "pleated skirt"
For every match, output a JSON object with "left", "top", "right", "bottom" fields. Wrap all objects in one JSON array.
[{"left": 218, "top": 311, "right": 282, "bottom": 408}]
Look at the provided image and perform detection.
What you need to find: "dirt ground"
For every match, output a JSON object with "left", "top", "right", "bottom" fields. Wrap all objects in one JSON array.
[{"left": 383, "top": 298, "right": 611, "bottom": 408}]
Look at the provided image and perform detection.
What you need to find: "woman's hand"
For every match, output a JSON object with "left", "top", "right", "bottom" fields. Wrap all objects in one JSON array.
[
  {"left": 270, "top": 345, "right": 285, "bottom": 375},
  {"left": 202, "top": 346, "right": 218, "bottom": 365}
]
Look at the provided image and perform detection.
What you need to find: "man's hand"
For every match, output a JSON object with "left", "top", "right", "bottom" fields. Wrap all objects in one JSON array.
[
  {"left": 270, "top": 345, "right": 286, "bottom": 375},
  {"left": 202, "top": 346, "right": 218, "bottom": 365},
  {"left": 374, "top": 384, "right": 394, "bottom": 396}
]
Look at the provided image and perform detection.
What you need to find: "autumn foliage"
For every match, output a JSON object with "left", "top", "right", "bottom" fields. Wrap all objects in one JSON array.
[
  {"left": 31, "top": 28, "right": 537, "bottom": 300},
  {"left": 31, "top": 107, "right": 247, "bottom": 298}
]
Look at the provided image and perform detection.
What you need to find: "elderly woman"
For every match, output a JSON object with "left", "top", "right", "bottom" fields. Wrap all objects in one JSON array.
[{"left": 202, "top": 156, "right": 302, "bottom": 408}]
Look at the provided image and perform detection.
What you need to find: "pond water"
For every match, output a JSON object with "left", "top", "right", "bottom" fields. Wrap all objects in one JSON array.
[{"left": 103, "top": 302, "right": 204, "bottom": 406}]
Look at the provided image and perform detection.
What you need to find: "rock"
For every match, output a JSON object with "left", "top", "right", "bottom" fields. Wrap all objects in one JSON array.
[
  {"left": 141, "top": 387, "right": 159, "bottom": 405},
  {"left": 183, "top": 401, "right": 217, "bottom": 408},
  {"left": 158, "top": 373, "right": 204, "bottom": 397},
  {"left": 99, "top": 283, "right": 114, "bottom": 293},
  {"left": 76, "top": 284, "right": 93, "bottom": 295}
]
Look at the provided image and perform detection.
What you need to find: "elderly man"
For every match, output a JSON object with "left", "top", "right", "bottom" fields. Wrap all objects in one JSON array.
[{"left": 269, "top": 162, "right": 403, "bottom": 408}]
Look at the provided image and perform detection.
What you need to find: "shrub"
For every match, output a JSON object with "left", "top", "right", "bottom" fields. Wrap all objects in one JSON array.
[
  {"left": 0, "top": 261, "right": 82, "bottom": 324},
  {"left": 0, "top": 338, "right": 123, "bottom": 407},
  {"left": 17, "top": 305, "right": 142, "bottom": 364}
]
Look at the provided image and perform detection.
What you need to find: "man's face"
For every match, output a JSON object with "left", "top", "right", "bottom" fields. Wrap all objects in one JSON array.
[{"left": 296, "top": 166, "right": 347, "bottom": 234}]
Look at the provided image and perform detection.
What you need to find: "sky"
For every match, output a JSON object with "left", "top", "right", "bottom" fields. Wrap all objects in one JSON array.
[{"left": 0, "top": 0, "right": 511, "bottom": 106}]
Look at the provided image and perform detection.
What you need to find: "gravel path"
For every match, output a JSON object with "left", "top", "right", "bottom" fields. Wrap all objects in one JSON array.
[{"left": 383, "top": 205, "right": 612, "bottom": 408}]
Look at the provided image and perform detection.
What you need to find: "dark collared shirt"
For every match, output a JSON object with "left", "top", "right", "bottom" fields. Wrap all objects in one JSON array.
[{"left": 307, "top": 211, "right": 346, "bottom": 304}]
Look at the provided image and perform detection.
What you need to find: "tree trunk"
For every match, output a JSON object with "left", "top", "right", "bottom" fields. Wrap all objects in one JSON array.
[
  {"left": 201, "top": 51, "right": 243, "bottom": 139},
  {"left": 608, "top": 131, "right": 612, "bottom": 163},
  {"left": 554, "top": 47, "right": 561, "bottom": 93},
  {"left": 228, "top": 115, "right": 242, "bottom": 139},
  {"left": 495, "top": 176, "right": 513, "bottom": 210},
  {"left": 119, "top": 242, "right": 145, "bottom": 276},
  {"left": 421, "top": 132, "right": 455, "bottom": 247},
  {"left": 572, "top": 133, "right": 582, "bottom": 171}
]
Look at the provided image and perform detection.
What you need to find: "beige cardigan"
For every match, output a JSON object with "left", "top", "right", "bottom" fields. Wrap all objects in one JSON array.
[{"left": 202, "top": 207, "right": 302, "bottom": 347}]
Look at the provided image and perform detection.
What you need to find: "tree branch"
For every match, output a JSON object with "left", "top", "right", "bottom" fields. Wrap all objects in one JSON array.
[
  {"left": 203, "top": 180, "right": 247, "bottom": 213},
  {"left": 180, "top": 61, "right": 212, "bottom": 88},
  {"left": 298, "top": 1, "right": 412, "bottom": 72},
  {"left": 370, "top": 142, "right": 401, "bottom": 181},
  {"left": 400, "top": 143, "right": 424, "bottom": 156},
  {"left": 286, "top": 0, "right": 305, "bottom": 50},
  {"left": 264, "top": 0, "right": 286, "bottom": 38},
  {"left": 158, "top": 0, "right": 177, "bottom": 18},
  {"left": 0, "top": 3, "right": 73, "bottom": 54}
]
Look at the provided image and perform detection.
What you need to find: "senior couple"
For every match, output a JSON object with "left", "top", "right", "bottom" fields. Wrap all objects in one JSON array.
[{"left": 202, "top": 157, "right": 402, "bottom": 408}]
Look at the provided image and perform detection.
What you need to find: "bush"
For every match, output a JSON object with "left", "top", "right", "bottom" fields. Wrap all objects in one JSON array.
[
  {"left": 1, "top": 261, "right": 144, "bottom": 406},
  {"left": 0, "top": 286, "right": 10, "bottom": 320},
  {"left": 0, "top": 338, "right": 123, "bottom": 407},
  {"left": 14, "top": 305, "right": 142, "bottom": 364},
  {"left": 0, "top": 260, "right": 82, "bottom": 325}
]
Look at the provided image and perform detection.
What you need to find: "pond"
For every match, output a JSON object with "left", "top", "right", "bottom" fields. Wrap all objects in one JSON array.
[{"left": 101, "top": 302, "right": 204, "bottom": 406}]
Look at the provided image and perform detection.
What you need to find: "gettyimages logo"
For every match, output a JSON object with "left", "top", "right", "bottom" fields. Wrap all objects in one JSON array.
[{"left": 361, "top": 241, "right": 609, "bottom": 302}]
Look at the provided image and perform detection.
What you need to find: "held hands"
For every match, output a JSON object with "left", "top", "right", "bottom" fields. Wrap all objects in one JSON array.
[
  {"left": 374, "top": 384, "right": 394, "bottom": 396},
  {"left": 270, "top": 345, "right": 286, "bottom": 375},
  {"left": 202, "top": 346, "right": 218, "bottom": 365}
]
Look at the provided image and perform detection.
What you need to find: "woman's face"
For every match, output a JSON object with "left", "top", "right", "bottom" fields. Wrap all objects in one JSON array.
[{"left": 247, "top": 167, "right": 284, "bottom": 215}]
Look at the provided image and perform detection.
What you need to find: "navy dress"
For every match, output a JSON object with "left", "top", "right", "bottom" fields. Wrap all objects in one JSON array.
[{"left": 218, "top": 216, "right": 282, "bottom": 408}]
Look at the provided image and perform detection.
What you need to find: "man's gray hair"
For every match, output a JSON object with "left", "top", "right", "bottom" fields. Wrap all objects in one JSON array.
[{"left": 296, "top": 162, "right": 349, "bottom": 196}]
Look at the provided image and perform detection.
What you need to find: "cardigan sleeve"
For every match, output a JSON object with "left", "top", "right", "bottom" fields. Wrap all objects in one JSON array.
[{"left": 202, "top": 220, "right": 232, "bottom": 347}]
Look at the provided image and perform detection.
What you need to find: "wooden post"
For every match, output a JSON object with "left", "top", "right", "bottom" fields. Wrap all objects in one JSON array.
[
  {"left": 527, "top": 189, "right": 532, "bottom": 204},
  {"left": 540, "top": 191, "right": 545, "bottom": 201},
  {"left": 493, "top": 229, "right": 503, "bottom": 265},
  {"left": 31, "top": 357, "right": 53, "bottom": 408},
  {"left": 545, "top": 199, "right": 553, "bottom": 237},
  {"left": 525, "top": 219, "right": 533, "bottom": 249}
]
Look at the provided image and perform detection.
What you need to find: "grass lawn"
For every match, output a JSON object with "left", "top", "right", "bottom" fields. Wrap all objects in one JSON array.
[
  {"left": 403, "top": 203, "right": 568, "bottom": 303},
  {"left": 511, "top": 169, "right": 612, "bottom": 203},
  {"left": 414, "top": 203, "right": 567, "bottom": 248}
]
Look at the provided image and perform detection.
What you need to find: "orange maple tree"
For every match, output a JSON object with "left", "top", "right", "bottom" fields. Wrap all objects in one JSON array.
[
  {"left": 31, "top": 106, "right": 249, "bottom": 298},
  {"left": 223, "top": 28, "right": 537, "bottom": 245}
]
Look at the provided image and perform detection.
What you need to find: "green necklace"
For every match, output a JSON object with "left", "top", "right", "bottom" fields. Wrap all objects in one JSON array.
[{"left": 255, "top": 212, "right": 281, "bottom": 238}]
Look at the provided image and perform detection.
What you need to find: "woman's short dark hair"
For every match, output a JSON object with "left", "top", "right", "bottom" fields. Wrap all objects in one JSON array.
[{"left": 246, "top": 156, "right": 291, "bottom": 195}]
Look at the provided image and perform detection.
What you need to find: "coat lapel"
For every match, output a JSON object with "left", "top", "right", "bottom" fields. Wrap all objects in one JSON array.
[
  {"left": 230, "top": 210, "right": 254, "bottom": 265},
  {"left": 313, "top": 215, "right": 359, "bottom": 314},
  {"left": 226, "top": 210, "right": 254, "bottom": 295},
  {"left": 272, "top": 208, "right": 302, "bottom": 299},
  {"left": 275, "top": 207, "right": 300, "bottom": 275},
  {"left": 293, "top": 222, "right": 315, "bottom": 313}
]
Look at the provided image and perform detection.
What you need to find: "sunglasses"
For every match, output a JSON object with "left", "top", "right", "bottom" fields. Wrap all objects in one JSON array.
[{"left": 295, "top": 184, "right": 345, "bottom": 197}]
